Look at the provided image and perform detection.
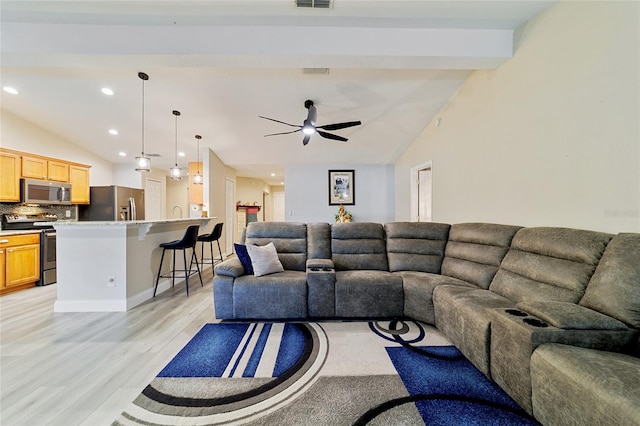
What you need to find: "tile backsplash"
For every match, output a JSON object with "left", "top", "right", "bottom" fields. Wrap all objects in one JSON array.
[{"left": 0, "top": 203, "right": 77, "bottom": 228}]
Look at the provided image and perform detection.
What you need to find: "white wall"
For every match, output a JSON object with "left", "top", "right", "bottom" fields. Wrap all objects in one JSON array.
[
  {"left": 285, "top": 163, "right": 394, "bottom": 223},
  {"left": 203, "top": 148, "right": 236, "bottom": 253},
  {"left": 395, "top": 1, "right": 640, "bottom": 233},
  {"left": 1, "top": 109, "right": 113, "bottom": 184}
]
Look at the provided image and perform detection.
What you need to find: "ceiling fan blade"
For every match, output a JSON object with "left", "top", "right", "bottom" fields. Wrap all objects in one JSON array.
[
  {"left": 258, "top": 116, "right": 300, "bottom": 128},
  {"left": 317, "top": 130, "right": 348, "bottom": 142},
  {"left": 317, "top": 121, "right": 362, "bottom": 131},
  {"left": 264, "top": 129, "right": 302, "bottom": 137},
  {"left": 302, "top": 134, "right": 311, "bottom": 146}
]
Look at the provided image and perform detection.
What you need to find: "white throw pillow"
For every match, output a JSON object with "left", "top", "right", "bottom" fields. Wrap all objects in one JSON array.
[{"left": 246, "top": 242, "right": 284, "bottom": 277}]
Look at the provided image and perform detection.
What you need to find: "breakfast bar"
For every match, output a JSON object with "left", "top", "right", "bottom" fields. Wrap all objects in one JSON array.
[{"left": 51, "top": 218, "right": 214, "bottom": 312}]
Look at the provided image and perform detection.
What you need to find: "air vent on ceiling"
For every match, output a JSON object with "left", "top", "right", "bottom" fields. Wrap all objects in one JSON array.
[
  {"left": 146, "top": 153, "right": 162, "bottom": 157},
  {"left": 302, "top": 67, "right": 330, "bottom": 75},
  {"left": 296, "top": 0, "right": 332, "bottom": 9}
]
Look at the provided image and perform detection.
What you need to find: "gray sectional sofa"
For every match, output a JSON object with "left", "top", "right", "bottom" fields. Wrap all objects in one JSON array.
[{"left": 213, "top": 221, "right": 640, "bottom": 425}]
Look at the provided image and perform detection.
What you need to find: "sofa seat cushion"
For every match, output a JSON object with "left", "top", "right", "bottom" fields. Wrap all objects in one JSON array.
[
  {"left": 433, "top": 285, "right": 514, "bottom": 376},
  {"left": 399, "top": 271, "right": 475, "bottom": 325},
  {"left": 531, "top": 343, "right": 640, "bottom": 425},
  {"left": 335, "top": 270, "right": 403, "bottom": 318},
  {"left": 233, "top": 270, "right": 307, "bottom": 319}
]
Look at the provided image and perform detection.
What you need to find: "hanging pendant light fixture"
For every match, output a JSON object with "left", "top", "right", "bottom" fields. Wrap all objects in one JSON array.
[
  {"left": 170, "top": 110, "right": 182, "bottom": 180},
  {"left": 135, "top": 72, "right": 151, "bottom": 172},
  {"left": 193, "top": 135, "right": 203, "bottom": 185}
]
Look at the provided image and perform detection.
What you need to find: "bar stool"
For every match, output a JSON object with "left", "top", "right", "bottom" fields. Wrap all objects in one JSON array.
[
  {"left": 197, "top": 222, "right": 224, "bottom": 266},
  {"left": 154, "top": 225, "right": 202, "bottom": 296}
]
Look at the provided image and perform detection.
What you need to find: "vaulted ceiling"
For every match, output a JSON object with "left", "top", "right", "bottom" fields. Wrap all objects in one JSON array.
[{"left": 0, "top": 1, "right": 555, "bottom": 185}]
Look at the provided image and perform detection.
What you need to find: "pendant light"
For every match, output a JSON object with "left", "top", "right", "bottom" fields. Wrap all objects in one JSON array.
[
  {"left": 170, "top": 110, "right": 182, "bottom": 180},
  {"left": 193, "top": 135, "right": 203, "bottom": 185},
  {"left": 135, "top": 72, "right": 151, "bottom": 172}
]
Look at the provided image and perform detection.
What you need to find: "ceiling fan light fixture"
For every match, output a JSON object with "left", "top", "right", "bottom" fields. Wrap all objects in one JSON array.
[
  {"left": 135, "top": 72, "right": 151, "bottom": 172},
  {"left": 302, "top": 120, "right": 316, "bottom": 135}
]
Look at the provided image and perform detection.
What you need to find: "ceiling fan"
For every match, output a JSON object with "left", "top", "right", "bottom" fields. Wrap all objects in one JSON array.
[{"left": 259, "top": 100, "right": 362, "bottom": 146}]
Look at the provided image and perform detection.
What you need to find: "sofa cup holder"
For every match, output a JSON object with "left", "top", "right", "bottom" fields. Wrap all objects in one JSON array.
[
  {"left": 505, "top": 309, "right": 528, "bottom": 317},
  {"left": 523, "top": 317, "right": 549, "bottom": 328},
  {"left": 309, "top": 267, "right": 333, "bottom": 272}
]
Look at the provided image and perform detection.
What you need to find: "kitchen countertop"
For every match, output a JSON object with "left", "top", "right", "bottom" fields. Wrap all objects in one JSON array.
[
  {"left": 48, "top": 217, "right": 211, "bottom": 226},
  {"left": 0, "top": 229, "right": 44, "bottom": 237}
]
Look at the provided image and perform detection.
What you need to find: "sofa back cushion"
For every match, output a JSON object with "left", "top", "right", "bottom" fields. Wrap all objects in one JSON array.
[
  {"left": 307, "top": 222, "right": 332, "bottom": 259},
  {"left": 384, "top": 222, "right": 450, "bottom": 273},
  {"left": 441, "top": 223, "right": 522, "bottom": 289},
  {"left": 580, "top": 233, "right": 640, "bottom": 329},
  {"left": 490, "top": 227, "right": 613, "bottom": 303},
  {"left": 244, "top": 222, "right": 307, "bottom": 271},
  {"left": 332, "top": 222, "right": 388, "bottom": 271}
]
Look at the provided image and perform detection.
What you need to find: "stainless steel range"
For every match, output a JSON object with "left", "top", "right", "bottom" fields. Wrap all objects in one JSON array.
[{"left": 2, "top": 214, "right": 58, "bottom": 286}]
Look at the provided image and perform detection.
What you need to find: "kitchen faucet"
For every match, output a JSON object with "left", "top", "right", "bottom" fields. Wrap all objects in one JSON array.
[{"left": 171, "top": 205, "right": 183, "bottom": 218}]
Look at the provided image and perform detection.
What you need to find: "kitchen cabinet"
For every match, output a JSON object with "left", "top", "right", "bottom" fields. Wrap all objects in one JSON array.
[
  {"left": 0, "top": 233, "right": 40, "bottom": 295},
  {"left": 0, "top": 148, "right": 91, "bottom": 204},
  {"left": 188, "top": 162, "right": 203, "bottom": 205},
  {"left": 21, "top": 155, "right": 48, "bottom": 180},
  {"left": 0, "top": 151, "right": 21, "bottom": 202},
  {"left": 48, "top": 160, "right": 70, "bottom": 182},
  {"left": 22, "top": 155, "right": 70, "bottom": 182},
  {"left": 69, "top": 165, "right": 90, "bottom": 204}
]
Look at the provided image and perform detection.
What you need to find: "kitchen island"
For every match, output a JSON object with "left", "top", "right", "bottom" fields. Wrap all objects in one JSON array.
[{"left": 51, "top": 218, "right": 214, "bottom": 312}]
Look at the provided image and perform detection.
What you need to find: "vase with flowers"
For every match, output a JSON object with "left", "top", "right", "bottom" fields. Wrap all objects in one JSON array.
[{"left": 335, "top": 204, "right": 353, "bottom": 223}]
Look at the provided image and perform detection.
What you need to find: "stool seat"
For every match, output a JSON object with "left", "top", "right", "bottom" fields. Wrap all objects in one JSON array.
[
  {"left": 197, "top": 222, "right": 224, "bottom": 266},
  {"left": 154, "top": 224, "right": 202, "bottom": 296}
]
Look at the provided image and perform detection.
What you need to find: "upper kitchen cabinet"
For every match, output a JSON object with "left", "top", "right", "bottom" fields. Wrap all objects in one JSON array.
[
  {"left": 0, "top": 150, "right": 21, "bottom": 202},
  {"left": 189, "top": 162, "right": 203, "bottom": 205},
  {"left": 22, "top": 155, "right": 69, "bottom": 182},
  {"left": 69, "top": 165, "right": 90, "bottom": 204},
  {"left": 21, "top": 155, "right": 48, "bottom": 180},
  {"left": 1, "top": 148, "right": 91, "bottom": 204},
  {"left": 48, "top": 160, "right": 70, "bottom": 182}
]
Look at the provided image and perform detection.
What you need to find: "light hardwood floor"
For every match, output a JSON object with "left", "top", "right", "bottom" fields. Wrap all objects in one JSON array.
[{"left": 0, "top": 266, "right": 217, "bottom": 426}]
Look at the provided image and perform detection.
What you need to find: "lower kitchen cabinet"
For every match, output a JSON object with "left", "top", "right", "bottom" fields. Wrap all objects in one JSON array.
[{"left": 0, "top": 234, "right": 40, "bottom": 295}]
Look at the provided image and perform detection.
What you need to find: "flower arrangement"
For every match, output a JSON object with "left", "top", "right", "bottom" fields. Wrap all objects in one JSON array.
[{"left": 335, "top": 204, "right": 353, "bottom": 223}]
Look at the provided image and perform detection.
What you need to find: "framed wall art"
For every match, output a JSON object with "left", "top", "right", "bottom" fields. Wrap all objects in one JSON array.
[{"left": 328, "top": 169, "right": 355, "bottom": 205}]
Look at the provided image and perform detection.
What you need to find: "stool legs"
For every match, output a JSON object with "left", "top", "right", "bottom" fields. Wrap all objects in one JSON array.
[
  {"left": 153, "top": 248, "right": 166, "bottom": 297},
  {"left": 154, "top": 245, "right": 202, "bottom": 297}
]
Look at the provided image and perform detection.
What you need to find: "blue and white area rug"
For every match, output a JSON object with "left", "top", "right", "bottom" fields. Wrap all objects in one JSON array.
[{"left": 114, "top": 321, "right": 538, "bottom": 425}]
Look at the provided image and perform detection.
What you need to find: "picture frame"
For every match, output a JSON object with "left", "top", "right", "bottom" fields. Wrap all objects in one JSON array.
[{"left": 328, "top": 169, "right": 355, "bottom": 205}]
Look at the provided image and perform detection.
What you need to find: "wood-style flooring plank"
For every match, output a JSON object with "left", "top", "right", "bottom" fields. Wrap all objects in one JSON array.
[{"left": 0, "top": 267, "right": 217, "bottom": 426}]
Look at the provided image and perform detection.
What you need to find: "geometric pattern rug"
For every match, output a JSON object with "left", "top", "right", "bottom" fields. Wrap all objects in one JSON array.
[{"left": 113, "top": 321, "right": 539, "bottom": 425}]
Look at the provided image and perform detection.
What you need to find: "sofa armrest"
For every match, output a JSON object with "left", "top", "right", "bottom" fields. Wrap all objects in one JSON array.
[
  {"left": 488, "top": 307, "right": 638, "bottom": 414},
  {"left": 306, "top": 258, "right": 334, "bottom": 270},
  {"left": 214, "top": 258, "right": 245, "bottom": 278},
  {"left": 516, "top": 301, "right": 629, "bottom": 330}
]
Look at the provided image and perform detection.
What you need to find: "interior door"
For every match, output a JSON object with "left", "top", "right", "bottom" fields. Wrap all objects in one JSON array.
[
  {"left": 273, "top": 192, "right": 285, "bottom": 222},
  {"left": 145, "top": 178, "right": 163, "bottom": 220}
]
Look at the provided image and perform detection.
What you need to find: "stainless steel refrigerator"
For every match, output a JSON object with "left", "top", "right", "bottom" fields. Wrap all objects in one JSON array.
[{"left": 79, "top": 186, "right": 145, "bottom": 221}]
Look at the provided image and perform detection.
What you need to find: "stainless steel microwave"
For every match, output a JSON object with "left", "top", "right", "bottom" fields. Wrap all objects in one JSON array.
[{"left": 21, "top": 178, "right": 72, "bottom": 205}]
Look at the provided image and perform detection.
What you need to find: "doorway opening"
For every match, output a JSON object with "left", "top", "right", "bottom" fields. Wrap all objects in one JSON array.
[{"left": 410, "top": 161, "right": 433, "bottom": 222}]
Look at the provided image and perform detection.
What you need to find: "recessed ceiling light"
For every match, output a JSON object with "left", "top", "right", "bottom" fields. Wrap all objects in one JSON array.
[
  {"left": 118, "top": 151, "right": 127, "bottom": 157},
  {"left": 270, "top": 173, "right": 276, "bottom": 177},
  {"left": 178, "top": 151, "right": 186, "bottom": 157},
  {"left": 108, "top": 129, "right": 119, "bottom": 135},
  {"left": 101, "top": 88, "right": 114, "bottom": 96},
  {"left": 3, "top": 86, "right": 19, "bottom": 95}
]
